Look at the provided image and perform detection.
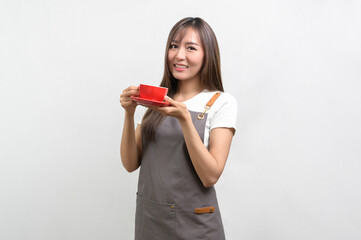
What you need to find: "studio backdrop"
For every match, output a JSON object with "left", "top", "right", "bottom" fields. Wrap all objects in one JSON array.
[{"left": 1, "top": 0, "right": 360, "bottom": 239}]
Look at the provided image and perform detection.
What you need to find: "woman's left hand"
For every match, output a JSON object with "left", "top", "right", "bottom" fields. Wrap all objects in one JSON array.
[{"left": 145, "top": 96, "right": 191, "bottom": 122}]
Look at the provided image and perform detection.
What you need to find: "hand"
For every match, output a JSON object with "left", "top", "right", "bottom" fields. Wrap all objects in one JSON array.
[
  {"left": 146, "top": 96, "right": 191, "bottom": 122},
  {"left": 119, "top": 86, "right": 139, "bottom": 115}
]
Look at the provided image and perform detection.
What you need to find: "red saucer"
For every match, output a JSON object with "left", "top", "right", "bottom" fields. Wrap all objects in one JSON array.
[{"left": 131, "top": 96, "right": 170, "bottom": 107}]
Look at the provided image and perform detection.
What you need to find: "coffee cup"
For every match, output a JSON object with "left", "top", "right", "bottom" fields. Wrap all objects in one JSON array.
[{"left": 139, "top": 84, "right": 168, "bottom": 101}]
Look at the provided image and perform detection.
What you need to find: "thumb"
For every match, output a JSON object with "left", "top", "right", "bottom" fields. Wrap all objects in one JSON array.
[{"left": 164, "top": 96, "right": 176, "bottom": 105}]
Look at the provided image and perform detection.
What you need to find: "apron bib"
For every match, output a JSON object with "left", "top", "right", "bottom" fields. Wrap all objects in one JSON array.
[{"left": 135, "top": 110, "right": 226, "bottom": 240}]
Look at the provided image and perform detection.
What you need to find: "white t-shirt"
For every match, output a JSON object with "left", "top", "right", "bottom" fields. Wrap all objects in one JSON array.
[{"left": 135, "top": 89, "right": 238, "bottom": 149}]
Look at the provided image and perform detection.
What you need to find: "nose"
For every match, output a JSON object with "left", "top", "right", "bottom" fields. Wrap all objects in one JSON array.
[{"left": 175, "top": 47, "right": 186, "bottom": 60}]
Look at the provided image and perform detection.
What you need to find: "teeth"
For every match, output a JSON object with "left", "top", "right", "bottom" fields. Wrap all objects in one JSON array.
[{"left": 175, "top": 64, "right": 188, "bottom": 68}]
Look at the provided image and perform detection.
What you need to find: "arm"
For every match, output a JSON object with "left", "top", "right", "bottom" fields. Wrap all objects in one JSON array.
[
  {"left": 146, "top": 96, "right": 234, "bottom": 187},
  {"left": 119, "top": 86, "right": 143, "bottom": 172},
  {"left": 179, "top": 118, "right": 234, "bottom": 187},
  {"left": 120, "top": 117, "right": 142, "bottom": 172}
]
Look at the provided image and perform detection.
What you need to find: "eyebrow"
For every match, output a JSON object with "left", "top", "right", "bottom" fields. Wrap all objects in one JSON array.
[{"left": 171, "top": 40, "right": 200, "bottom": 46}]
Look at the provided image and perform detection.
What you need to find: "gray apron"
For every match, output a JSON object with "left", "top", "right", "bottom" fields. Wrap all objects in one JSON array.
[{"left": 135, "top": 110, "right": 226, "bottom": 240}]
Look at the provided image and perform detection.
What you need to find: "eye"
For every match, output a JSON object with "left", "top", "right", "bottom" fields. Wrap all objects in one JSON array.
[
  {"left": 170, "top": 44, "right": 178, "bottom": 49},
  {"left": 187, "top": 46, "right": 197, "bottom": 51}
]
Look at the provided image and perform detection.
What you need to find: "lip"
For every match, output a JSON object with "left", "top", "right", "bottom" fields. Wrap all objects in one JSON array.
[{"left": 174, "top": 63, "right": 188, "bottom": 72}]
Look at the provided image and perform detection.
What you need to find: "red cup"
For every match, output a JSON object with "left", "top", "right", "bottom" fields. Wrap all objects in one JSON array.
[{"left": 139, "top": 84, "right": 168, "bottom": 101}]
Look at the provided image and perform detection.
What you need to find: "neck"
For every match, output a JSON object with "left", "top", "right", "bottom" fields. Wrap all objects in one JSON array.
[{"left": 174, "top": 77, "right": 204, "bottom": 101}]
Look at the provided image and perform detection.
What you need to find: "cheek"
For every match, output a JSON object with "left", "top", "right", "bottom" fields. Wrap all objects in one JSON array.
[
  {"left": 167, "top": 54, "right": 172, "bottom": 69},
  {"left": 167, "top": 51, "right": 174, "bottom": 62},
  {"left": 192, "top": 54, "right": 204, "bottom": 67}
]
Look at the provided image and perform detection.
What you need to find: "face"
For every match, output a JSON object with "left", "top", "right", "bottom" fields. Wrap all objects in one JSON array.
[{"left": 167, "top": 28, "right": 204, "bottom": 83}]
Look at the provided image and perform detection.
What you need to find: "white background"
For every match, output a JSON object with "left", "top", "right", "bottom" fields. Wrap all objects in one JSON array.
[{"left": 1, "top": 0, "right": 361, "bottom": 239}]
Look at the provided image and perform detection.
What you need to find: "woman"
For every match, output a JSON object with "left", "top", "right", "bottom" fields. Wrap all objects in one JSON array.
[{"left": 120, "top": 17, "right": 237, "bottom": 240}]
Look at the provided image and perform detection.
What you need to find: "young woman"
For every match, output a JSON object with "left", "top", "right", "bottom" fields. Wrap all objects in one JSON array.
[{"left": 120, "top": 17, "right": 237, "bottom": 240}]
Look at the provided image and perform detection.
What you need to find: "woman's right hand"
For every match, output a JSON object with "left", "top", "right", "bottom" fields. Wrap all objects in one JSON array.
[{"left": 120, "top": 86, "right": 139, "bottom": 115}]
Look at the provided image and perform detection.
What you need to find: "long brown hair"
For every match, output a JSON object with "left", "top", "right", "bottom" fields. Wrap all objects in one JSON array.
[{"left": 141, "top": 17, "right": 224, "bottom": 141}]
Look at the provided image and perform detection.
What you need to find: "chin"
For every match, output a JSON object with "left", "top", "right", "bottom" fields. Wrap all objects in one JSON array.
[{"left": 172, "top": 73, "right": 191, "bottom": 81}]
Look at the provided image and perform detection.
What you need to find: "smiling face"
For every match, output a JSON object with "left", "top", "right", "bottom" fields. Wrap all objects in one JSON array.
[{"left": 167, "top": 28, "right": 204, "bottom": 83}]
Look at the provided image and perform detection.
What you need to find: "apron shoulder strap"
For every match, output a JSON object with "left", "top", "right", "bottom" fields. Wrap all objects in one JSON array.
[
  {"left": 206, "top": 92, "right": 221, "bottom": 107},
  {"left": 197, "top": 92, "right": 221, "bottom": 120}
]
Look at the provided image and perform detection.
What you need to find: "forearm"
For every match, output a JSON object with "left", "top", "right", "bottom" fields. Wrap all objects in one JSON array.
[
  {"left": 120, "top": 112, "right": 140, "bottom": 172},
  {"left": 179, "top": 117, "right": 221, "bottom": 187}
]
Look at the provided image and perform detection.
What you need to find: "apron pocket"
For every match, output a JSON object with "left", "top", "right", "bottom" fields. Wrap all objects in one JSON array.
[
  {"left": 135, "top": 193, "right": 175, "bottom": 240},
  {"left": 175, "top": 209, "right": 225, "bottom": 240}
]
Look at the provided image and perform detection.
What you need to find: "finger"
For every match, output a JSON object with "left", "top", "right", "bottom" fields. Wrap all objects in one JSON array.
[
  {"left": 121, "top": 101, "right": 134, "bottom": 108},
  {"left": 155, "top": 106, "right": 173, "bottom": 116},
  {"left": 120, "top": 99, "right": 134, "bottom": 106},
  {"left": 120, "top": 94, "right": 137, "bottom": 102},
  {"left": 126, "top": 85, "right": 138, "bottom": 91},
  {"left": 122, "top": 90, "right": 139, "bottom": 97},
  {"left": 130, "top": 86, "right": 139, "bottom": 91},
  {"left": 164, "top": 96, "right": 177, "bottom": 106},
  {"left": 129, "top": 90, "right": 140, "bottom": 96},
  {"left": 123, "top": 86, "right": 139, "bottom": 94}
]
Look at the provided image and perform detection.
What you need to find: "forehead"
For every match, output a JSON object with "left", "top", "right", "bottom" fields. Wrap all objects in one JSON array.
[{"left": 172, "top": 28, "right": 201, "bottom": 45}]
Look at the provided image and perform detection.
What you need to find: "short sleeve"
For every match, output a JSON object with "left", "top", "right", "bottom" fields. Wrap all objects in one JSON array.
[
  {"left": 135, "top": 105, "right": 147, "bottom": 125},
  {"left": 209, "top": 94, "right": 238, "bottom": 135}
]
